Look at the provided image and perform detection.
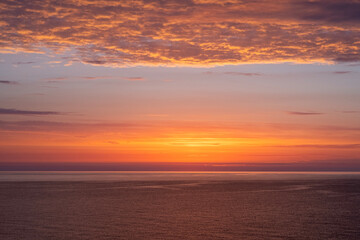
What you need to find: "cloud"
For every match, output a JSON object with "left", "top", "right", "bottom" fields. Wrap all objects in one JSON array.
[
  {"left": 204, "top": 71, "right": 262, "bottom": 76},
  {"left": 0, "top": 80, "right": 18, "bottom": 85},
  {"left": 286, "top": 111, "right": 324, "bottom": 116},
  {"left": 224, "top": 72, "right": 262, "bottom": 76},
  {"left": 43, "top": 77, "right": 69, "bottom": 81},
  {"left": 342, "top": 110, "right": 360, "bottom": 114},
  {"left": 79, "top": 76, "right": 111, "bottom": 80},
  {"left": 12, "top": 61, "right": 35, "bottom": 65},
  {"left": 1, "top": 119, "right": 360, "bottom": 138},
  {"left": 43, "top": 76, "right": 116, "bottom": 82},
  {"left": 0, "top": 0, "right": 359, "bottom": 66},
  {"left": 122, "top": 77, "right": 145, "bottom": 81},
  {"left": 0, "top": 108, "right": 62, "bottom": 115},
  {"left": 332, "top": 71, "right": 352, "bottom": 74},
  {"left": 296, "top": 0, "right": 360, "bottom": 23},
  {"left": 0, "top": 120, "right": 143, "bottom": 133},
  {"left": 46, "top": 60, "right": 62, "bottom": 64}
]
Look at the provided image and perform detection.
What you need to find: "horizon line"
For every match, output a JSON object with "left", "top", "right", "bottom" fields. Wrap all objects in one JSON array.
[{"left": 1, "top": 161, "right": 360, "bottom": 172}]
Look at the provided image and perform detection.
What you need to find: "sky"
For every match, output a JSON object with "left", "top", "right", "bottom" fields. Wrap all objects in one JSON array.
[{"left": 0, "top": 0, "right": 360, "bottom": 171}]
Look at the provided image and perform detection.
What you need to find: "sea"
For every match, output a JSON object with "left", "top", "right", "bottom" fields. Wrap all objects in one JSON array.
[{"left": 0, "top": 171, "right": 359, "bottom": 240}]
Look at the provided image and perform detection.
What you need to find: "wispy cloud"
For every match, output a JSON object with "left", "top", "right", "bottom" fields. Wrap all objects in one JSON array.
[
  {"left": 46, "top": 60, "right": 62, "bottom": 64},
  {"left": 223, "top": 72, "right": 262, "bottom": 76},
  {"left": 12, "top": 61, "right": 35, "bottom": 65},
  {"left": 342, "top": 110, "right": 360, "bottom": 114},
  {"left": 122, "top": 77, "right": 145, "bottom": 81},
  {"left": 0, "top": 108, "right": 63, "bottom": 116},
  {"left": 204, "top": 71, "right": 262, "bottom": 76},
  {"left": 79, "top": 76, "right": 112, "bottom": 80},
  {"left": 0, "top": 80, "right": 18, "bottom": 85},
  {"left": 332, "top": 71, "right": 352, "bottom": 74},
  {"left": 0, "top": 0, "right": 359, "bottom": 66},
  {"left": 286, "top": 111, "right": 324, "bottom": 116},
  {"left": 1, "top": 119, "right": 359, "bottom": 136},
  {"left": 43, "top": 77, "right": 69, "bottom": 81},
  {"left": 43, "top": 76, "right": 143, "bottom": 82}
]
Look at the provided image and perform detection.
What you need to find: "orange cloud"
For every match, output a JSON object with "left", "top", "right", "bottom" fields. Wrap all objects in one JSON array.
[{"left": 0, "top": 0, "right": 359, "bottom": 66}]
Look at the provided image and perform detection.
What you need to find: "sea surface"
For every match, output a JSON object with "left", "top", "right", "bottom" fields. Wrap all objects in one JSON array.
[{"left": 0, "top": 172, "right": 359, "bottom": 239}]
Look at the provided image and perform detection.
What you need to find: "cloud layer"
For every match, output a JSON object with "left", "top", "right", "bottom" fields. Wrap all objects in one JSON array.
[{"left": 0, "top": 0, "right": 359, "bottom": 66}]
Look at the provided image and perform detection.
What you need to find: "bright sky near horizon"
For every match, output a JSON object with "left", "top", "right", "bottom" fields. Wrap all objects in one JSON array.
[{"left": 0, "top": 0, "right": 359, "bottom": 170}]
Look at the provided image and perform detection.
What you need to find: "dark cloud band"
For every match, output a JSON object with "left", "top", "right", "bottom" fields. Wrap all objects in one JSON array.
[
  {"left": 0, "top": 81, "right": 18, "bottom": 85},
  {"left": 0, "top": 108, "right": 62, "bottom": 115}
]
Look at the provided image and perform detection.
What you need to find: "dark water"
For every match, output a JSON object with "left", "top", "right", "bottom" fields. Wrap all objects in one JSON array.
[{"left": 0, "top": 172, "right": 360, "bottom": 239}]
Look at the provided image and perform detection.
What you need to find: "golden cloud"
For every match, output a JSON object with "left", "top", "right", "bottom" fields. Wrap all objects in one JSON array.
[{"left": 0, "top": 0, "right": 359, "bottom": 66}]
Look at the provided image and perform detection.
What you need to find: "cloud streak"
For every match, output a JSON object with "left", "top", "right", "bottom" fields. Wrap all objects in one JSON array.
[
  {"left": 332, "top": 71, "right": 352, "bottom": 74},
  {"left": 0, "top": 0, "right": 359, "bottom": 66},
  {"left": 204, "top": 71, "right": 262, "bottom": 76},
  {"left": 224, "top": 72, "right": 262, "bottom": 76},
  {"left": 342, "top": 110, "right": 360, "bottom": 114},
  {"left": 12, "top": 61, "right": 35, "bottom": 65},
  {"left": 0, "top": 80, "right": 18, "bottom": 85},
  {"left": 1, "top": 119, "right": 360, "bottom": 137},
  {"left": 0, "top": 108, "right": 62, "bottom": 116},
  {"left": 43, "top": 76, "right": 144, "bottom": 82},
  {"left": 287, "top": 111, "right": 324, "bottom": 116},
  {"left": 122, "top": 77, "right": 145, "bottom": 81}
]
